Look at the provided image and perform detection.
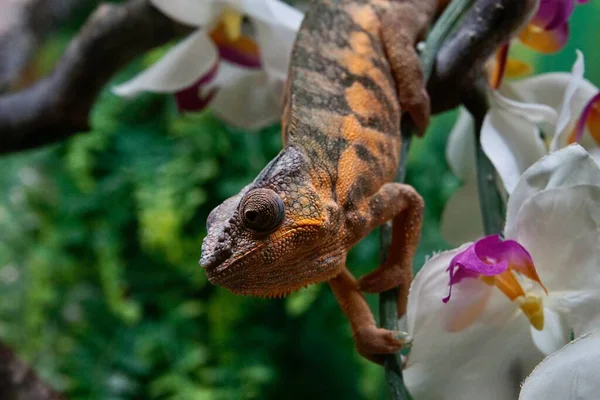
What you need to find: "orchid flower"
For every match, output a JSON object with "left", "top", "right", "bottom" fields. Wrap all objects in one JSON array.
[
  {"left": 405, "top": 145, "right": 600, "bottom": 400},
  {"left": 442, "top": 51, "right": 600, "bottom": 244},
  {"left": 113, "top": 0, "right": 304, "bottom": 130},
  {"left": 489, "top": 0, "right": 591, "bottom": 88},
  {"left": 519, "top": 0, "right": 590, "bottom": 54},
  {"left": 519, "top": 329, "right": 600, "bottom": 399}
]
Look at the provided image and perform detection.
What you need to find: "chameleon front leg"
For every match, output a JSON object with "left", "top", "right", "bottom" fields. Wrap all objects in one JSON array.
[
  {"left": 356, "top": 183, "right": 424, "bottom": 316},
  {"left": 328, "top": 266, "right": 412, "bottom": 364},
  {"left": 381, "top": 0, "right": 438, "bottom": 135}
]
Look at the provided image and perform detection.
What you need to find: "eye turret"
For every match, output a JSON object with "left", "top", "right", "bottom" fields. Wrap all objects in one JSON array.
[{"left": 239, "top": 189, "right": 285, "bottom": 233}]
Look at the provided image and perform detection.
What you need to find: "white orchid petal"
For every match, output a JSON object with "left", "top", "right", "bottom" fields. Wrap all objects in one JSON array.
[
  {"left": 150, "top": 0, "right": 219, "bottom": 27},
  {"left": 405, "top": 248, "right": 541, "bottom": 400},
  {"left": 589, "top": 148, "right": 600, "bottom": 165},
  {"left": 235, "top": 0, "right": 304, "bottom": 31},
  {"left": 491, "top": 90, "right": 557, "bottom": 126},
  {"left": 481, "top": 108, "right": 546, "bottom": 193},
  {"left": 520, "top": 330, "right": 600, "bottom": 400},
  {"left": 515, "top": 185, "right": 600, "bottom": 292},
  {"left": 551, "top": 50, "right": 585, "bottom": 151},
  {"left": 113, "top": 30, "right": 218, "bottom": 96},
  {"left": 505, "top": 144, "right": 600, "bottom": 238},
  {"left": 407, "top": 248, "right": 460, "bottom": 336},
  {"left": 209, "top": 62, "right": 281, "bottom": 129},
  {"left": 554, "top": 290, "right": 600, "bottom": 339},
  {"left": 253, "top": 20, "right": 298, "bottom": 80},
  {"left": 446, "top": 107, "right": 476, "bottom": 180},
  {"left": 441, "top": 176, "right": 483, "bottom": 245},
  {"left": 501, "top": 73, "right": 573, "bottom": 111},
  {"left": 530, "top": 307, "right": 569, "bottom": 355}
]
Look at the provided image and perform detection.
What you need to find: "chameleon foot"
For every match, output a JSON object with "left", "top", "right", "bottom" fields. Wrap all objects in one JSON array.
[
  {"left": 354, "top": 326, "right": 413, "bottom": 362},
  {"left": 380, "top": 4, "right": 435, "bottom": 135}
]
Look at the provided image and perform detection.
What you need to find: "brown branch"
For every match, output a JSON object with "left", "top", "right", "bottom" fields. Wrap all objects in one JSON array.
[
  {"left": 0, "top": 0, "right": 97, "bottom": 92},
  {"left": 429, "top": 0, "right": 539, "bottom": 114},
  {"left": 0, "top": 341, "right": 64, "bottom": 400},
  {"left": 0, "top": 0, "right": 191, "bottom": 155}
]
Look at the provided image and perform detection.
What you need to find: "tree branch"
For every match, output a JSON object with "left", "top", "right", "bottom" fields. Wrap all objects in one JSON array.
[
  {"left": 428, "top": 0, "right": 539, "bottom": 114},
  {"left": 0, "top": 341, "right": 64, "bottom": 400},
  {"left": 0, "top": 0, "right": 97, "bottom": 92},
  {"left": 0, "top": 0, "right": 191, "bottom": 155}
]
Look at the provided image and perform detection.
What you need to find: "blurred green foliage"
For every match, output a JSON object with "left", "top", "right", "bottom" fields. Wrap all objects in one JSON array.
[{"left": 0, "top": 3, "right": 598, "bottom": 399}]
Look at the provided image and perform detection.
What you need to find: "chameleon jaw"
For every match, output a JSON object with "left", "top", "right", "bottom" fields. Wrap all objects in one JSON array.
[{"left": 205, "top": 238, "right": 344, "bottom": 298}]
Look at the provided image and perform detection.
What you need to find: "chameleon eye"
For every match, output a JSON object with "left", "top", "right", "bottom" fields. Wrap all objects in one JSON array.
[{"left": 239, "top": 188, "right": 285, "bottom": 233}]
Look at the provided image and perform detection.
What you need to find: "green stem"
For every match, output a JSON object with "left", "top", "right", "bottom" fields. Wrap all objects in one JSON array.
[{"left": 378, "top": 0, "right": 475, "bottom": 398}]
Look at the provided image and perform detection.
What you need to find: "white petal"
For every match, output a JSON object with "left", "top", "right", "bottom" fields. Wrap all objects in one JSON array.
[
  {"left": 520, "top": 330, "right": 600, "bottom": 400},
  {"left": 150, "top": 0, "right": 220, "bottom": 27},
  {"left": 530, "top": 307, "right": 569, "bottom": 355},
  {"left": 441, "top": 175, "right": 483, "bottom": 246},
  {"left": 553, "top": 290, "right": 600, "bottom": 339},
  {"left": 589, "top": 148, "right": 600, "bottom": 165},
  {"left": 209, "top": 62, "right": 281, "bottom": 129},
  {"left": 113, "top": 30, "right": 218, "bottom": 96},
  {"left": 481, "top": 108, "right": 547, "bottom": 193},
  {"left": 234, "top": 0, "right": 304, "bottom": 31},
  {"left": 501, "top": 53, "right": 590, "bottom": 119},
  {"left": 405, "top": 248, "right": 542, "bottom": 399},
  {"left": 446, "top": 107, "right": 476, "bottom": 180},
  {"left": 491, "top": 90, "right": 557, "bottom": 127},
  {"left": 253, "top": 20, "right": 298, "bottom": 81},
  {"left": 501, "top": 72, "right": 573, "bottom": 111},
  {"left": 505, "top": 144, "right": 600, "bottom": 238},
  {"left": 515, "top": 185, "right": 600, "bottom": 292},
  {"left": 550, "top": 50, "right": 585, "bottom": 151}
]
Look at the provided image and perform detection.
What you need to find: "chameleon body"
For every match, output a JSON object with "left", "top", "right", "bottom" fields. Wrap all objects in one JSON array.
[{"left": 201, "top": 0, "right": 437, "bottom": 363}]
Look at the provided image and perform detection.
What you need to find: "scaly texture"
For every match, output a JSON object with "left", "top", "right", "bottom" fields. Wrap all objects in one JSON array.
[{"left": 201, "top": 0, "right": 437, "bottom": 364}]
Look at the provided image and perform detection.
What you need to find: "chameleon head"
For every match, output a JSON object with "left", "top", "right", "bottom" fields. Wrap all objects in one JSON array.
[{"left": 200, "top": 147, "right": 344, "bottom": 297}]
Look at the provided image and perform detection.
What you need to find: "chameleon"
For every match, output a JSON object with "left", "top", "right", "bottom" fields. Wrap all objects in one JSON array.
[{"left": 200, "top": 0, "right": 439, "bottom": 364}]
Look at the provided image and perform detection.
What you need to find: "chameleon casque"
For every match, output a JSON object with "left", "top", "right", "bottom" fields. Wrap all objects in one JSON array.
[{"left": 201, "top": 0, "right": 439, "bottom": 363}]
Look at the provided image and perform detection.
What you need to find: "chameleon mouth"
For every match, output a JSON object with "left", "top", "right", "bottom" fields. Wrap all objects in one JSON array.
[
  {"left": 201, "top": 224, "right": 320, "bottom": 275},
  {"left": 207, "top": 249, "right": 343, "bottom": 298},
  {"left": 203, "top": 228, "right": 342, "bottom": 297}
]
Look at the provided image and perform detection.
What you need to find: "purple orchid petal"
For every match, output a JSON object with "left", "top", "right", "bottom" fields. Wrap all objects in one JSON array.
[
  {"left": 218, "top": 45, "right": 261, "bottom": 69},
  {"left": 572, "top": 91, "right": 600, "bottom": 143},
  {"left": 175, "top": 62, "right": 219, "bottom": 112},
  {"left": 443, "top": 235, "right": 538, "bottom": 303},
  {"left": 532, "top": 0, "right": 574, "bottom": 31}
]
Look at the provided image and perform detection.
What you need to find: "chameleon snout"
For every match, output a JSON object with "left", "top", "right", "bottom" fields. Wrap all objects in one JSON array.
[{"left": 199, "top": 234, "right": 233, "bottom": 271}]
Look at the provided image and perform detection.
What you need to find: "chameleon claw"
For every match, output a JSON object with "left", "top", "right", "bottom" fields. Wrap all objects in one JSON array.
[{"left": 393, "top": 330, "right": 413, "bottom": 347}]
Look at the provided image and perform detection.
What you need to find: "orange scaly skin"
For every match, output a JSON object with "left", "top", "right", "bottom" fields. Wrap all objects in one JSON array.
[{"left": 201, "top": 0, "right": 437, "bottom": 364}]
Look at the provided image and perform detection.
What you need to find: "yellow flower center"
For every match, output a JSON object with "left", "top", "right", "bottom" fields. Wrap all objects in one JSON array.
[
  {"left": 220, "top": 8, "right": 243, "bottom": 41},
  {"left": 518, "top": 294, "right": 545, "bottom": 331},
  {"left": 481, "top": 271, "right": 545, "bottom": 331}
]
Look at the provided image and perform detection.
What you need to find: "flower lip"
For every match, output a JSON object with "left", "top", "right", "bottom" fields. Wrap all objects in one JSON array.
[
  {"left": 443, "top": 235, "right": 547, "bottom": 303},
  {"left": 569, "top": 91, "right": 600, "bottom": 144}
]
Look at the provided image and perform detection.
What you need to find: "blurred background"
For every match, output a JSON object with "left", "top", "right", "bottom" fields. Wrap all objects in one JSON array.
[{"left": 0, "top": 1, "right": 598, "bottom": 399}]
